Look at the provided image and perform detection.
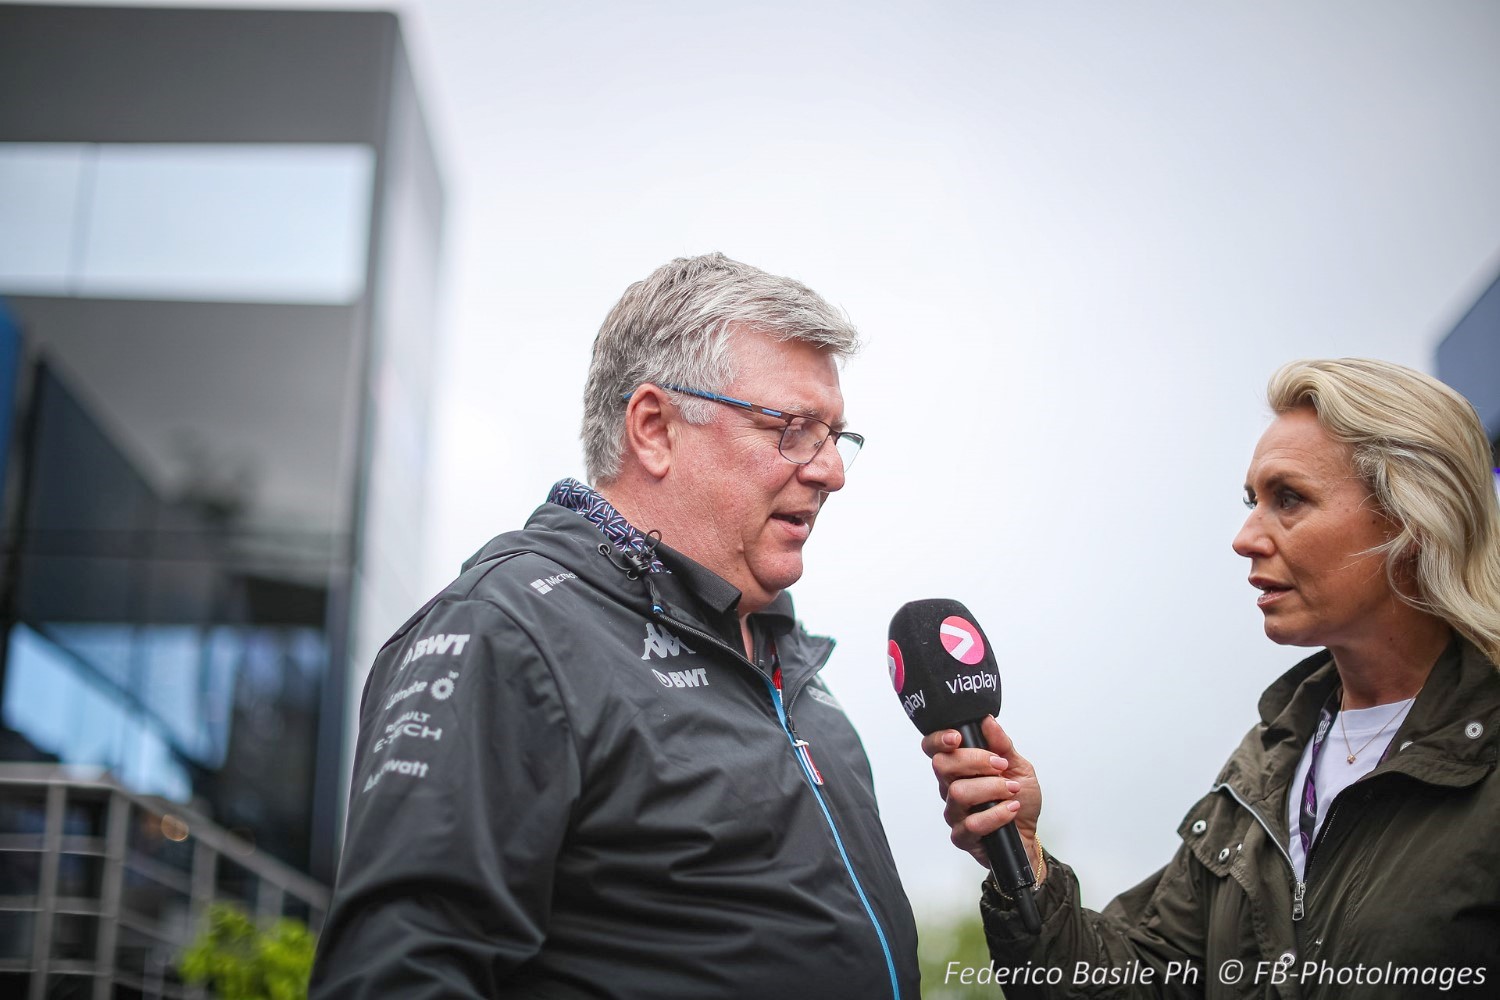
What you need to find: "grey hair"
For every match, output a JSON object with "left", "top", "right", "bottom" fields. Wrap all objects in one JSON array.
[
  {"left": 581, "top": 252, "right": 860, "bottom": 483},
  {"left": 1267, "top": 358, "right": 1500, "bottom": 666}
]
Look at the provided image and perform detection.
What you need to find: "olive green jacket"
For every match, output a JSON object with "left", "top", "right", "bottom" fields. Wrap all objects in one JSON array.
[{"left": 981, "top": 639, "right": 1500, "bottom": 998}]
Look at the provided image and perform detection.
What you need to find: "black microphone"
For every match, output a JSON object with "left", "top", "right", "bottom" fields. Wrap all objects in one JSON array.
[{"left": 888, "top": 598, "right": 1040, "bottom": 933}]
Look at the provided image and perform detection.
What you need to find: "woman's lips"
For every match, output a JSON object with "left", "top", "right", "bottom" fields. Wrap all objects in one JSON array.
[{"left": 1253, "top": 581, "right": 1292, "bottom": 608}]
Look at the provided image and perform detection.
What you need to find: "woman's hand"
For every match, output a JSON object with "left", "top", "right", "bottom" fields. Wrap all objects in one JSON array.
[{"left": 921, "top": 716, "right": 1044, "bottom": 873}]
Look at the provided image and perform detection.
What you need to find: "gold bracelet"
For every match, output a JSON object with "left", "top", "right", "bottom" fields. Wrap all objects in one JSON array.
[{"left": 986, "top": 835, "right": 1047, "bottom": 899}]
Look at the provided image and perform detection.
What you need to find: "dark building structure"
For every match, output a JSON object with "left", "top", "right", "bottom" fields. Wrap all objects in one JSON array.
[{"left": 0, "top": 6, "right": 444, "bottom": 997}]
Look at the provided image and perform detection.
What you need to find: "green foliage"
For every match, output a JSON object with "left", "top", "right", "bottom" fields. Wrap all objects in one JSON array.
[
  {"left": 180, "top": 902, "right": 316, "bottom": 1000},
  {"left": 919, "top": 905, "right": 1005, "bottom": 999}
]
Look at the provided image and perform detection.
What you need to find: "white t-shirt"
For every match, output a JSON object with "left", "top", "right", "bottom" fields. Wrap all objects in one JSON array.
[{"left": 1285, "top": 697, "right": 1416, "bottom": 880}]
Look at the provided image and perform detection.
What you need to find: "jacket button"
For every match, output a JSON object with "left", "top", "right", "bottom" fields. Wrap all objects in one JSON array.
[
  {"left": 1466, "top": 722, "right": 1484, "bottom": 740},
  {"left": 1191, "top": 820, "right": 1207, "bottom": 835},
  {"left": 1278, "top": 950, "right": 1296, "bottom": 967},
  {"left": 1217, "top": 847, "right": 1230, "bottom": 861},
  {"left": 1399, "top": 740, "right": 1413, "bottom": 751}
]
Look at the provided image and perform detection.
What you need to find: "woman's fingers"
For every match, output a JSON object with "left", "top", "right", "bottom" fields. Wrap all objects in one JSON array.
[
  {"left": 924, "top": 716, "right": 1042, "bottom": 867},
  {"left": 930, "top": 748, "right": 1007, "bottom": 799},
  {"left": 920, "top": 729, "right": 961, "bottom": 759}
]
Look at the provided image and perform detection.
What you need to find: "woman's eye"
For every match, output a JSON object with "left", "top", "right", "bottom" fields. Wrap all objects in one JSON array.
[
  {"left": 1277, "top": 490, "right": 1302, "bottom": 509},
  {"left": 1242, "top": 493, "right": 1256, "bottom": 510}
]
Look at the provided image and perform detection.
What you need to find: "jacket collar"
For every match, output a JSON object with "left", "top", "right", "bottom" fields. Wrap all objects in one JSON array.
[
  {"left": 462, "top": 482, "right": 811, "bottom": 667},
  {"left": 1238, "top": 636, "right": 1500, "bottom": 803}
]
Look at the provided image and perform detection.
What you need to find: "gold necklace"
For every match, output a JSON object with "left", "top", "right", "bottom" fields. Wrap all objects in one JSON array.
[{"left": 1338, "top": 691, "right": 1414, "bottom": 764}]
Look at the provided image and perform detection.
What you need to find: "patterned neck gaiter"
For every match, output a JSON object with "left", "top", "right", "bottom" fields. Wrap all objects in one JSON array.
[{"left": 548, "top": 477, "right": 667, "bottom": 574}]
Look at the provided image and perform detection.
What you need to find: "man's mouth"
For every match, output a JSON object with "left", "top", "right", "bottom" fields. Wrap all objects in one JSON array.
[{"left": 772, "top": 513, "right": 809, "bottom": 527}]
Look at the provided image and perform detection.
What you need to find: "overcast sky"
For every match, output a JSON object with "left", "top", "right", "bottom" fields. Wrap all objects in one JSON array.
[
  {"left": 408, "top": 1, "right": 1500, "bottom": 920},
  {"left": 54, "top": 0, "right": 1500, "bottom": 921}
]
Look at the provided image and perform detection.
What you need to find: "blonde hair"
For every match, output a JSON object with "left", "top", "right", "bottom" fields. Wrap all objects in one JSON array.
[{"left": 1267, "top": 358, "right": 1500, "bottom": 665}]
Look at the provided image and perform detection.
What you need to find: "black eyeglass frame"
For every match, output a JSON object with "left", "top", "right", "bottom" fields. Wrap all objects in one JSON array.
[{"left": 621, "top": 383, "right": 864, "bottom": 469}]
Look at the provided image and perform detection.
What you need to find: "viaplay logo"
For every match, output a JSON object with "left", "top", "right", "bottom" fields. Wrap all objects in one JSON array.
[
  {"left": 887, "top": 639, "right": 905, "bottom": 691},
  {"left": 939, "top": 616, "right": 985, "bottom": 665}
]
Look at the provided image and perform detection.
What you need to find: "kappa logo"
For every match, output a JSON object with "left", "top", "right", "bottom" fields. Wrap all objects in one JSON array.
[
  {"left": 530, "top": 572, "right": 578, "bottom": 595},
  {"left": 641, "top": 623, "right": 695, "bottom": 660}
]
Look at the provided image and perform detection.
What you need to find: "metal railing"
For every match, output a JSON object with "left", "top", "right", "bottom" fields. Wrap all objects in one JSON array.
[{"left": 0, "top": 764, "right": 328, "bottom": 1000}]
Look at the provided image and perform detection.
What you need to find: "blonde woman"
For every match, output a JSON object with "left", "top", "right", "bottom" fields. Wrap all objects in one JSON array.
[{"left": 926, "top": 359, "right": 1500, "bottom": 998}]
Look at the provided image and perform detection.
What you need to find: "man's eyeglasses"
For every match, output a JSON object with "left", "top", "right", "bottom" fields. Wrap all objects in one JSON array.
[{"left": 623, "top": 383, "right": 864, "bottom": 469}]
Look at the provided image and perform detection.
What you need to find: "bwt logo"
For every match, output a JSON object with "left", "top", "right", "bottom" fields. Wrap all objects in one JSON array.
[
  {"left": 530, "top": 572, "right": 578, "bottom": 595},
  {"left": 399, "top": 633, "right": 471, "bottom": 669},
  {"left": 652, "top": 667, "right": 710, "bottom": 689}
]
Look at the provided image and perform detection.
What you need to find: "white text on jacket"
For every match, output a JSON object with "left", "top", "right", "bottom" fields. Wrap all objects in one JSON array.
[{"left": 400, "top": 632, "right": 471, "bottom": 669}]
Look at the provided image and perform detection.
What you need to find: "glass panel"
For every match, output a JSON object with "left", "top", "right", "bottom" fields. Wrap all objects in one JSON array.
[
  {"left": 45, "top": 975, "right": 96, "bottom": 1000},
  {"left": 51, "top": 913, "right": 99, "bottom": 961},
  {"left": 0, "top": 143, "right": 85, "bottom": 291},
  {"left": 282, "top": 894, "right": 310, "bottom": 925},
  {"left": 62, "top": 793, "right": 108, "bottom": 839},
  {"left": 215, "top": 857, "right": 257, "bottom": 910},
  {"left": 0, "top": 788, "right": 47, "bottom": 835},
  {"left": 0, "top": 911, "right": 34, "bottom": 959},
  {"left": 126, "top": 805, "right": 193, "bottom": 876},
  {"left": 0, "top": 851, "right": 42, "bottom": 896},
  {"left": 48, "top": 624, "right": 138, "bottom": 693},
  {"left": 0, "top": 142, "right": 374, "bottom": 304},
  {"left": 112, "top": 924, "right": 156, "bottom": 978},
  {"left": 81, "top": 143, "right": 374, "bottom": 304},
  {"left": 2, "top": 625, "right": 128, "bottom": 766},
  {"left": 1, "top": 312, "right": 344, "bottom": 873},
  {"left": 113, "top": 926, "right": 186, "bottom": 993},
  {"left": 119, "top": 866, "right": 189, "bottom": 926},
  {"left": 55, "top": 854, "right": 105, "bottom": 900}
]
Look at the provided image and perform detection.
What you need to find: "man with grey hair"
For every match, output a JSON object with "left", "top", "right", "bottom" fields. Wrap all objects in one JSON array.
[{"left": 313, "top": 253, "right": 920, "bottom": 998}]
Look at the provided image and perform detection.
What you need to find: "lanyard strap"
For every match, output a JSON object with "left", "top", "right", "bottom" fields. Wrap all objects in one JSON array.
[
  {"left": 1298, "top": 687, "right": 1404, "bottom": 859},
  {"left": 1297, "top": 698, "right": 1337, "bottom": 858}
]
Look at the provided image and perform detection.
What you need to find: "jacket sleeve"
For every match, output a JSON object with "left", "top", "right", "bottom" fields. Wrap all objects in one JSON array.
[
  {"left": 979, "top": 842, "right": 1209, "bottom": 999},
  {"left": 310, "top": 598, "right": 582, "bottom": 998}
]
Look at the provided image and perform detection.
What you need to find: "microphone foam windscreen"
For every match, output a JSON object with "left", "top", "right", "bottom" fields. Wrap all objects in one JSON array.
[{"left": 888, "top": 598, "right": 1002, "bottom": 734}]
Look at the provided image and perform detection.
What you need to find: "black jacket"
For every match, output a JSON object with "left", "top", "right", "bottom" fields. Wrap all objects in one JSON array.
[{"left": 311, "top": 501, "right": 920, "bottom": 998}]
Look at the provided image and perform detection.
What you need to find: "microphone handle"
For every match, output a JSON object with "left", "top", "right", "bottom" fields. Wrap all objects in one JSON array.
[{"left": 955, "top": 720, "right": 1041, "bottom": 934}]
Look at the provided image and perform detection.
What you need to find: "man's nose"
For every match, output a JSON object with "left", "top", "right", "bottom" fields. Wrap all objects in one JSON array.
[{"left": 799, "top": 437, "right": 847, "bottom": 493}]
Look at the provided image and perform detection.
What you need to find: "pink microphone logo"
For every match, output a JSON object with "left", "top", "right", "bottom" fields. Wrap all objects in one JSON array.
[
  {"left": 887, "top": 640, "right": 905, "bottom": 691},
  {"left": 939, "top": 616, "right": 985, "bottom": 665}
]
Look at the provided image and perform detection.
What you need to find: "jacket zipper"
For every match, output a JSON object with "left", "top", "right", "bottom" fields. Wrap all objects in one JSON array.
[
  {"left": 1211, "top": 782, "right": 1308, "bottom": 919},
  {"left": 1297, "top": 786, "right": 1358, "bottom": 920},
  {"left": 648, "top": 604, "right": 903, "bottom": 1000},
  {"left": 1218, "top": 759, "right": 1381, "bottom": 925}
]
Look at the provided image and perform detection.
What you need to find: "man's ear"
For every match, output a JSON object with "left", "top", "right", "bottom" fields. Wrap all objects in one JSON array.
[{"left": 622, "top": 386, "right": 675, "bottom": 480}]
